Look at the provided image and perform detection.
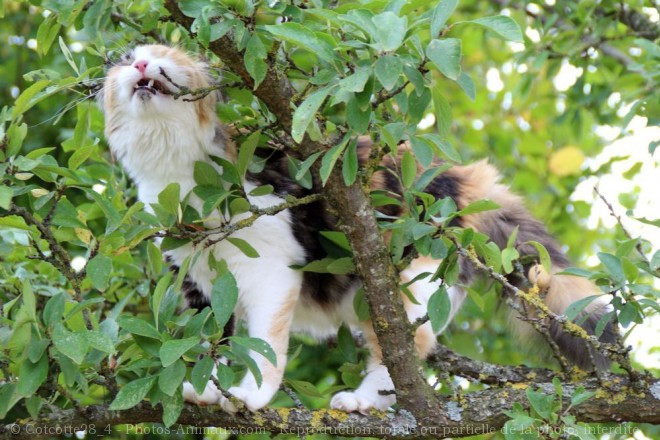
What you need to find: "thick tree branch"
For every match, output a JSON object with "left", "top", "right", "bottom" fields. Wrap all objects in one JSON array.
[{"left": 2, "top": 369, "right": 658, "bottom": 440}]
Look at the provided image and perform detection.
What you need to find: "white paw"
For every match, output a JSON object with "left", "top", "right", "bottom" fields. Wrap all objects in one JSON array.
[
  {"left": 330, "top": 390, "right": 395, "bottom": 414},
  {"left": 229, "top": 384, "right": 277, "bottom": 412},
  {"left": 182, "top": 381, "right": 237, "bottom": 413}
]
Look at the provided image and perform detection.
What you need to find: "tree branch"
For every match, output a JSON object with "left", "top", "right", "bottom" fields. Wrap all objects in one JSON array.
[{"left": 2, "top": 366, "right": 657, "bottom": 440}]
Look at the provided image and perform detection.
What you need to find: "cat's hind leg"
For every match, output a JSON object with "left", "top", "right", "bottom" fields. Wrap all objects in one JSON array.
[
  {"left": 331, "top": 258, "right": 466, "bottom": 413},
  {"left": 228, "top": 266, "right": 301, "bottom": 411},
  {"left": 330, "top": 322, "right": 395, "bottom": 414}
]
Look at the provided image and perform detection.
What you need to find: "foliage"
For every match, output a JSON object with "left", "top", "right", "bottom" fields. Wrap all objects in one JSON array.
[{"left": 0, "top": 0, "right": 658, "bottom": 439}]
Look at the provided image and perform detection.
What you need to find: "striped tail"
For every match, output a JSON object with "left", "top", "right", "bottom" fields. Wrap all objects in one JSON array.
[{"left": 440, "top": 160, "right": 616, "bottom": 370}]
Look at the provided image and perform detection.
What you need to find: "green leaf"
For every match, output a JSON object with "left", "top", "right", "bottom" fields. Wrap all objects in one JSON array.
[
  {"left": 84, "top": 189, "right": 123, "bottom": 233},
  {"left": 457, "top": 71, "right": 476, "bottom": 101},
  {"left": 244, "top": 34, "right": 267, "bottom": 89},
  {"left": 428, "top": 285, "right": 451, "bottom": 333},
  {"left": 372, "top": 12, "right": 407, "bottom": 52},
  {"left": 301, "top": 257, "right": 355, "bottom": 275},
  {"left": 597, "top": 252, "right": 625, "bottom": 284},
  {"left": 52, "top": 323, "right": 88, "bottom": 364},
  {"left": 117, "top": 316, "right": 161, "bottom": 340},
  {"left": 295, "top": 151, "right": 323, "bottom": 181},
  {"left": 426, "top": 38, "right": 462, "bottom": 80},
  {"left": 157, "top": 182, "right": 181, "bottom": 217},
  {"left": 431, "top": 0, "right": 458, "bottom": 37},
  {"left": 556, "top": 267, "right": 592, "bottom": 278},
  {"left": 227, "top": 237, "right": 260, "bottom": 258},
  {"left": 191, "top": 356, "right": 215, "bottom": 395},
  {"left": 86, "top": 331, "right": 115, "bottom": 354},
  {"left": 17, "top": 355, "right": 48, "bottom": 397},
  {"left": 401, "top": 150, "right": 417, "bottom": 189},
  {"left": 264, "top": 23, "right": 337, "bottom": 64},
  {"left": 570, "top": 387, "right": 595, "bottom": 408},
  {"left": 431, "top": 92, "right": 453, "bottom": 142},
  {"left": 353, "top": 288, "right": 370, "bottom": 321},
  {"left": 52, "top": 197, "right": 86, "bottom": 228},
  {"left": 152, "top": 271, "right": 173, "bottom": 331},
  {"left": 211, "top": 270, "right": 238, "bottom": 329},
  {"left": 36, "top": 15, "right": 61, "bottom": 56},
  {"left": 27, "top": 339, "right": 49, "bottom": 364},
  {"left": 249, "top": 185, "right": 274, "bottom": 197},
  {"left": 0, "top": 186, "right": 12, "bottom": 210},
  {"left": 526, "top": 387, "right": 554, "bottom": 420},
  {"left": 409, "top": 136, "right": 433, "bottom": 168},
  {"left": 382, "top": 122, "right": 406, "bottom": 148},
  {"left": 68, "top": 144, "right": 94, "bottom": 170},
  {"left": 651, "top": 250, "right": 660, "bottom": 272},
  {"left": 12, "top": 80, "right": 50, "bottom": 118},
  {"left": 501, "top": 247, "right": 520, "bottom": 274},
  {"left": 466, "top": 287, "right": 485, "bottom": 312},
  {"left": 337, "top": 323, "right": 357, "bottom": 363},
  {"left": 215, "top": 362, "right": 235, "bottom": 390},
  {"left": 194, "top": 161, "right": 222, "bottom": 187},
  {"left": 162, "top": 390, "right": 183, "bottom": 427},
  {"left": 58, "top": 36, "right": 79, "bottom": 74},
  {"left": 7, "top": 122, "right": 28, "bottom": 156},
  {"left": 160, "top": 337, "right": 200, "bottom": 367},
  {"left": 374, "top": 55, "right": 402, "bottom": 90},
  {"left": 291, "top": 87, "right": 333, "bottom": 143},
  {"left": 565, "top": 295, "right": 602, "bottom": 321},
  {"left": 468, "top": 15, "right": 524, "bottom": 42},
  {"left": 20, "top": 279, "right": 36, "bottom": 322},
  {"left": 159, "top": 359, "right": 186, "bottom": 396},
  {"left": 339, "top": 67, "right": 370, "bottom": 92},
  {"left": 320, "top": 138, "right": 349, "bottom": 186},
  {"left": 457, "top": 199, "right": 501, "bottom": 216},
  {"left": 86, "top": 255, "right": 112, "bottom": 291},
  {"left": 43, "top": 292, "right": 66, "bottom": 326},
  {"left": 237, "top": 130, "right": 260, "bottom": 180},
  {"left": 287, "top": 380, "right": 324, "bottom": 398},
  {"left": 109, "top": 376, "right": 157, "bottom": 410},
  {"left": 230, "top": 336, "right": 277, "bottom": 367},
  {"left": 342, "top": 138, "right": 359, "bottom": 186},
  {"left": 346, "top": 96, "right": 371, "bottom": 133}
]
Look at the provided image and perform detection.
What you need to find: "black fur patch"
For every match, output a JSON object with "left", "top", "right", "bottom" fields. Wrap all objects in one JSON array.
[{"left": 247, "top": 148, "right": 360, "bottom": 307}]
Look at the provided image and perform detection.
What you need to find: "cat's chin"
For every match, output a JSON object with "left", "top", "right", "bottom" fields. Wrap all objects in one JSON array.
[{"left": 134, "top": 88, "right": 156, "bottom": 101}]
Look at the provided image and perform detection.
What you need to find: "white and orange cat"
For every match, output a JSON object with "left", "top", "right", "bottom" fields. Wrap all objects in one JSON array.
[{"left": 102, "top": 45, "right": 614, "bottom": 413}]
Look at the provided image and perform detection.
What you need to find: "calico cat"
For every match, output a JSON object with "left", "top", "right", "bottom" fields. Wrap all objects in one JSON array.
[{"left": 102, "top": 45, "right": 615, "bottom": 413}]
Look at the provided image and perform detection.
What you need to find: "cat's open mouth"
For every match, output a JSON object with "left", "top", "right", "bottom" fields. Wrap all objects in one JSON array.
[{"left": 133, "top": 78, "right": 168, "bottom": 95}]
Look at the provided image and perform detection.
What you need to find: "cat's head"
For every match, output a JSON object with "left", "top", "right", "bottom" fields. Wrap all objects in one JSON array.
[{"left": 102, "top": 45, "right": 217, "bottom": 131}]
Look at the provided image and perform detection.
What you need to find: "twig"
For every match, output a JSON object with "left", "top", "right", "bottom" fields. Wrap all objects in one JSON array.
[
  {"left": 281, "top": 384, "right": 305, "bottom": 409},
  {"left": 201, "top": 193, "right": 324, "bottom": 248},
  {"left": 594, "top": 186, "right": 650, "bottom": 265},
  {"left": 444, "top": 233, "right": 639, "bottom": 381},
  {"left": 159, "top": 66, "right": 223, "bottom": 102}
]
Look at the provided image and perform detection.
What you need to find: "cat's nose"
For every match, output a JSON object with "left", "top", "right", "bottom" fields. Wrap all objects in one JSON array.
[{"left": 134, "top": 60, "right": 149, "bottom": 74}]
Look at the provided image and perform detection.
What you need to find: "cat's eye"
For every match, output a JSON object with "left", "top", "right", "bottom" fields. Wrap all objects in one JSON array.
[
  {"left": 121, "top": 50, "right": 135, "bottom": 62},
  {"left": 112, "top": 50, "right": 135, "bottom": 66}
]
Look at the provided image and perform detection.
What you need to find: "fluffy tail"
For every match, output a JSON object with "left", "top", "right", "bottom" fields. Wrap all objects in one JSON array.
[{"left": 442, "top": 161, "right": 616, "bottom": 370}]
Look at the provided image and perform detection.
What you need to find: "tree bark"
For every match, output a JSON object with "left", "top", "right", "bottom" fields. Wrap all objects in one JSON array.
[{"left": 2, "top": 367, "right": 658, "bottom": 440}]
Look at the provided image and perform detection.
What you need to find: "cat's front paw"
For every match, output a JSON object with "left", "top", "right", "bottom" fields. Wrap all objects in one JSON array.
[
  {"left": 330, "top": 390, "right": 395, "bottom": 414},
  {"left": 182, "top": 381, "right": 237, "bottom": 413},
  {"left": 228, "top": 384, "right": 277, "bottom": 412}
]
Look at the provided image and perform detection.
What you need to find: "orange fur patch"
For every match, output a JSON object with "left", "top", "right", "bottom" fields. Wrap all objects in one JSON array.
[{"left": 261, "top": 289, "right": 298, "bottom": 384}]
